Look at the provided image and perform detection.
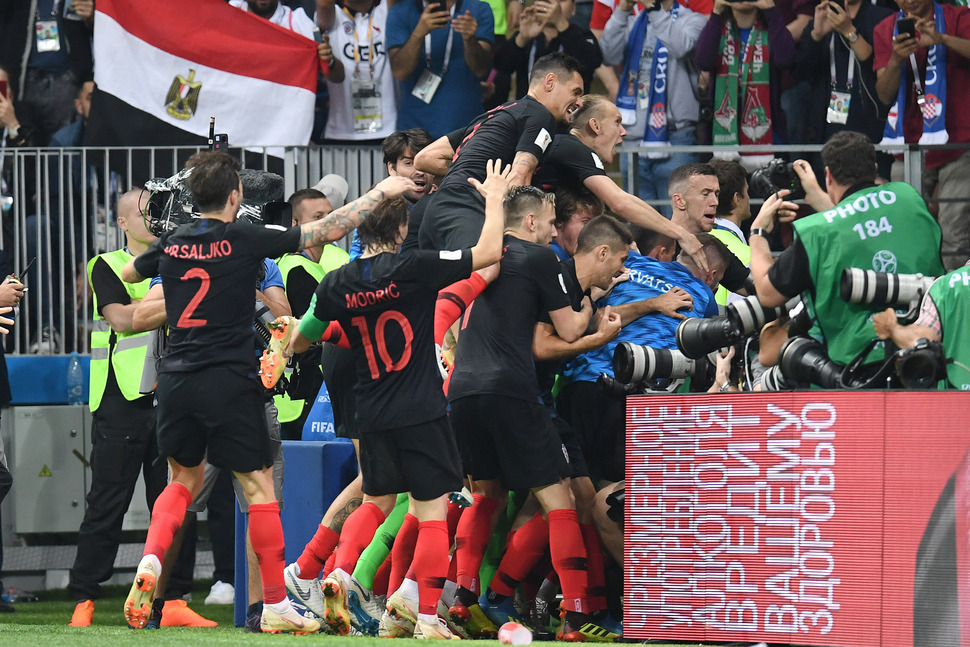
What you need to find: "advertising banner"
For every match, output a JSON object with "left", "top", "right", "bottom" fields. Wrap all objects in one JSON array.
[{"left": 624, "top": 392, "right": 970, "bottom": 646}]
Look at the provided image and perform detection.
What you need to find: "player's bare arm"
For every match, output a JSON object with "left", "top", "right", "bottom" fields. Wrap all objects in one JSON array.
[
  {"left": 298, "top": 175, "right": 418, "bottom": 250},
  {"left": 509, "top": 150, "right": 540, "bottom": 187}
]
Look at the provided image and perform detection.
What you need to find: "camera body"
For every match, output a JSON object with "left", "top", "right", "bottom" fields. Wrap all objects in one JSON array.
[{"left": 749, "top": 158, "right": 805, "bottom": 200}]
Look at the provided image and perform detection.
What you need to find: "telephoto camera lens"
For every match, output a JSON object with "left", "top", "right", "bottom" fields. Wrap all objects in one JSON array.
[
  {"left": 676, "top": 316, "right": 739, "bottom": 359},
  {"left": 726, "top": 295, "right": 788, "bottom": 335},
  {"left": 840, "top": 269, "right": 936, "bottom": 307},
  {"left": 778, "top": 337, "right": 843, "bottom": 389},
  {"left": 613, "top": 342, "right": 697, "bottom": 383},
  {"left": 760, "top": 364, "right": 791, "bottom": 391}
]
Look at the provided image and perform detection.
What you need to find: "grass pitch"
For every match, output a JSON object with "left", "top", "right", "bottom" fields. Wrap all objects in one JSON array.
[{"left": 0, "top": 583, "right": 707, "bottom": 647}]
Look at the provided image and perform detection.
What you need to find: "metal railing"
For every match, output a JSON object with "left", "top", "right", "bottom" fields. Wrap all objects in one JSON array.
[{"left": 0, "top": 141, "right": 963, "bottom": 355}]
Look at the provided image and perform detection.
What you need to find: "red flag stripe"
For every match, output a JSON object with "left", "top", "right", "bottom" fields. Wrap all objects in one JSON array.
[{"left": 97, "top": 0, "right": 318, "bottom": 92}]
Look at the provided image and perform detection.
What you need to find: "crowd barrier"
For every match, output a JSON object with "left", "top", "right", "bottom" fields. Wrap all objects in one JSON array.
[{"left": 623, "top": 390, "right": 970, "bottom": 647}]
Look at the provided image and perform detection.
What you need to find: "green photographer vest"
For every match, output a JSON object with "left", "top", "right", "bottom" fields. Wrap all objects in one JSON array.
[
  {"left": 793, "top": 182, "right": 943, "bottom": 365},
  {"left": 928, "top": 267, "right": 970, "bottom": 390},
  {"left": 87, "top": 249, "right": 152, "bottom": 412},
  {"left": 273, "top": 245, "right": 349, "bottom": 423}
]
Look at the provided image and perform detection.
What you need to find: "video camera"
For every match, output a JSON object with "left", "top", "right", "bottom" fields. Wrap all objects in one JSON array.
[
  {"left": 749, "top": 158, "right": 805, "bottom": 200},
  {"left": 141, "top": 118, "right": 291, "bottom": 236}
]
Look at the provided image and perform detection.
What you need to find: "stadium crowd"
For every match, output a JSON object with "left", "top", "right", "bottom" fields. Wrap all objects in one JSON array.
[{"left": 0, "top": 0, "right": 969, "bottom": 639}]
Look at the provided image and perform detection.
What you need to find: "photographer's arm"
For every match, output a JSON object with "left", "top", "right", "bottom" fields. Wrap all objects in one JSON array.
[
  {"left": 532, "top": 306, "right": 621, "bottom": 361},
  {"left": 317, "top": 0, "right": 338, "bottom": 31},
  {"left": 872, "top": 307, "right": 940, "bottom": 349},
  {"left": 297, "top": 175, "right": 417, "bottom": 250},
  {"left": 749, "top": 190, "right": 798, "bottom": 308}
]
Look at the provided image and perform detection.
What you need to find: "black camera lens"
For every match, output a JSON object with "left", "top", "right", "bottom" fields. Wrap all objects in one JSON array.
[
  {"left": 779, "top": 337, "right": 842, "bottom": 389},
  {"left": 676, "top": 316, "right": 739, "bottom": 359},
  {"left": 896, "top": 339, "right": 946, "bottom": 389}
]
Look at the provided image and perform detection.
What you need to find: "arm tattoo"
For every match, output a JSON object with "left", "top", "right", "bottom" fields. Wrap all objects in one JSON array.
[{"left": 298, "top": 188, "right": 387, "bottom": 251}]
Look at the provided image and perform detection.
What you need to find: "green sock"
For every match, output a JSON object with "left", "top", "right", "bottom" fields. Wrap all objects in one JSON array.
[{"left": 352, "top": 492, "right": 409, "bottom": 589}]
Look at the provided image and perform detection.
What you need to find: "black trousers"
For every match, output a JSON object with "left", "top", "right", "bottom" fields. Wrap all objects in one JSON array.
[{"left": 68, "top": 393, "right": 195, "bottom": 602}]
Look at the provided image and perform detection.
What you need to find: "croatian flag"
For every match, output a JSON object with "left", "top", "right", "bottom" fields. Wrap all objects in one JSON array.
[{"left": 84, "top": 0, "right": 318, "bottom": 148}]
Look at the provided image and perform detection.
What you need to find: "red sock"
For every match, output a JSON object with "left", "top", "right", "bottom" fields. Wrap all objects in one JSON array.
[
  {"left": 296, "top": 524, "right": 340, "bottom": 580},
  {"left": 144, "top": 483, "right": 193, "bottom": 559},
  {"left": 248, "top": 502, "right": 287, "bottom": 604},
  {"left": 434, "top": 273, "right": 487, "bottom": 345},
  {"left": 447, "top": 547, "right": 458, "bottom": 582},
  {"left": 454, "top": 494, "right": 499, "bottom": 593},
  {"left": 490, "top": 512, "right": 549, "bottom": 597},
  {"left": 389, "top": 513, "right": 419, "bottom": 594},
  {"left": 446, "top": 500, "right": 463, "bottom": 542},
  {"left": 321, "top": 321, "right": 350, "bottom": 349},
  {"left": 373, "top": 554, "right": 392, "bottom": 597},
  {"left": 334, "top": 502, "right": 386, "bottom": 574},
  {"left": 322, "top": 550, "right": 337, "bottom": 578},
  {"left": 547, "top": 509, "right": 588, "bottom": 614},
  {"left": 413, "top": 520, "right": 450, "bottom": 615},
  {"left": 581, "top": 524, "right": 607, "bottom": 612}
]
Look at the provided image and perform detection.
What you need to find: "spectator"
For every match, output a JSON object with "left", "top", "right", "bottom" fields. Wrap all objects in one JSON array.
[
  {"left": 873, "top": 0, "right": 970, "bottom": 271},
  {"left": 695, "top": 0, "right": 796, "bottom": 171},
  {"left": 749, "top": 131, "right": 945, "bottom": 368},
  {"left": 230, "top": 0, "right": 317, "bottom": 36},
  {"left": 601, "top": 0, "right": 707, "bottom": 215},
  {"left": 387, "top": 0, "right": 495, "bottom": 138},
  {"left": 316, "top": 0, "right": 399, "bottom": 142},
  {"left": 873, "top": 262, "right": 970, "bottom": 390},
  {"left": 708, "top": 158, "right": 750, "bottom": 305},
  {"left": 0, "top": 0, "right": 93, "bottom": 146},
  {"left": 498, "top": 0, "right": 602, "bottom": 99},
  {"left": 49, "top": 80, "right": 94, "bottom": 147},
  {"left": 799, "top": 0, "right": 893, "bottom": 175}
]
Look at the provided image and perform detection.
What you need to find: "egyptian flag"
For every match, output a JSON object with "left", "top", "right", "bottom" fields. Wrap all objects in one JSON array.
[{"left": 84, "top": 0, "right": 319, "bottom": 148}]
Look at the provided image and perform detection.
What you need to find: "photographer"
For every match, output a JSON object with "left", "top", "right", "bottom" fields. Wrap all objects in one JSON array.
[
  {"left": 872, "top": 263, "right": 970, "bottom": 390},
  {"left": 749, "top": 130, "right": 944, "bottom": 368}
]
